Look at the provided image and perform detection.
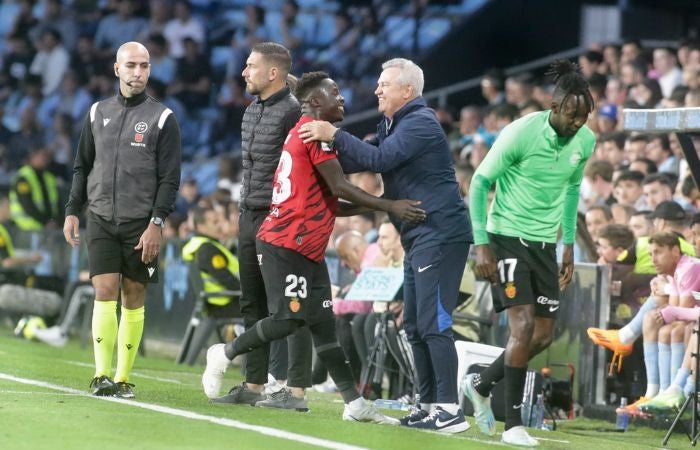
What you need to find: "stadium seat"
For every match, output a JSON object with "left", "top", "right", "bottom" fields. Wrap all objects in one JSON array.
[
  {"left": 384, "top": 16, "right": 415, "bottom": 51},
  {"left": 176, "top": 262, "right": 243, "bottom": 365},
  {"left": 418, "top": 18, "right": 451, "bottom": 49}
]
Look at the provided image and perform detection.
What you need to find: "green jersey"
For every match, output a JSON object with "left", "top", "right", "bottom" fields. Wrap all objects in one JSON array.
[{"left": 470, "top": 110, "right": 595, "bottom": 245}]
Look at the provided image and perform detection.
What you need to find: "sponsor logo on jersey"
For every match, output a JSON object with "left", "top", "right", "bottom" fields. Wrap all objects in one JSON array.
[
  {"left": 130, "top": 122, "right": 148, "bottom": 147},
  {"left": 537, "top": 295, "right": 559, "bottom": 311}
]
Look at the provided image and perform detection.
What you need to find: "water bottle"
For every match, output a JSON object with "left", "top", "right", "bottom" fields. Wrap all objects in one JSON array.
[
  {"left": 533, "top": 394, "right": 545, "bottom": 429},
  {"left": 615, "top": 397, "right": 629, "bottom": 431},
  {"left": 374, "top": 399, "right": 406, "bottom": 410},
  {"left": 520, "top": 388, "right": 533, "bottom": 427}
]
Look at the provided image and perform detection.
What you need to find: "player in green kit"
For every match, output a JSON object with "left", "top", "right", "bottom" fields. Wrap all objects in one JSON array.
[{"left": 463, "top": 60, "right": 595, "bottom": 447}]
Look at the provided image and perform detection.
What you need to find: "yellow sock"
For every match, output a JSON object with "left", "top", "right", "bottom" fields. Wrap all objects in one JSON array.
[
  {"left": 114, "top": 306, "right": 145, "bottom": 383},
  {"left": 92, "top": 300, "right": 118, "bottom": 377}
]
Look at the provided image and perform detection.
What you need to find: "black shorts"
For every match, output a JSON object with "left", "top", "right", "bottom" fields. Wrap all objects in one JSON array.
[
  {"left": 86, "top": 211, "right": 157, "bottom": 284},
  {"left": 256, "top": 239, "right": 333, "bottom": 324},
  {"left": 489, "top": 233, "right": 560, "bottom": 318}
]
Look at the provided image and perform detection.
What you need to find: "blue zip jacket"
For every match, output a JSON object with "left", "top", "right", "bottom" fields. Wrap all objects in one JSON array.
[{"left": 335, "top": 97, "right": 472, "bottom": 253}]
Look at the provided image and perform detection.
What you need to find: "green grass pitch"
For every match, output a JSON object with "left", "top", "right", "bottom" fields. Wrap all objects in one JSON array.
[{"left": 0, "top": 326, "right": 687, "bottom": 449}]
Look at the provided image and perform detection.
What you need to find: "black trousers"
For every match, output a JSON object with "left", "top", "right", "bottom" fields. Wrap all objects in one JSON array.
[
  {"left": 311, "top": 314, "right": 362, "bottom": 385},
  {"left": 238, "top": 209, "right": 311, "bottom": 386}
]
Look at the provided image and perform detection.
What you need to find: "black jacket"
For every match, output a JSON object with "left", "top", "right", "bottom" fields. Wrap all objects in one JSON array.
[
  {"left": 239, "top": 86, "right": 300, "bottom": 211},
  {"left": 65, "top": 91, "right": 181, "bottom": 223}
]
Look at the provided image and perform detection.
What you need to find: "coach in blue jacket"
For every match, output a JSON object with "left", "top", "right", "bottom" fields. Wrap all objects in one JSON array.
[{"left": 299, "top": 58, "right": 473, "bottom": 433}]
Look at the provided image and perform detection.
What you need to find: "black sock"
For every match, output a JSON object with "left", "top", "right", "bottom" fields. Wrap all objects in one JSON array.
[
  {"left": 224, "top": 318, "right": 299, "bottom": 360},
  {"left": 504, "top": 365, "right": 527, "bottom": 430},
  {"left": 473, "top": 353, "right": 505, "bottom": 397},
  {"left": 318, "top": 342, "right": 360, "bottom": 403}
]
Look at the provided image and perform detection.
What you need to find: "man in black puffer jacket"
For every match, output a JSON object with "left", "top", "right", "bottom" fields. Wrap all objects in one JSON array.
[{"left": 203, "top": 42, "right": 312, "bottom": 408}]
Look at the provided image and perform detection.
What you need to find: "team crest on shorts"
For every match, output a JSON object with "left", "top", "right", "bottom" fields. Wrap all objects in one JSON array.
[
  {"left": 289, "top": 298, "right": 301, "bottom": 313},
  {"left": 505, "top": 282, "right": 517, "bottom": 299}
]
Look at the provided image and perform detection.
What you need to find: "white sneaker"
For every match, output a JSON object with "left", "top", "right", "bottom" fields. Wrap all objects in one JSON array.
[
  {"left": 312, "top": 379, "right": 337, "bottom": 393},
  {"left": 501, "top": 426, "right": 538, "bottom": 447},
  {"left": 343, "top": 401, "right": 400, "bottom": 425},
  {"left": 202, "top": 343, "right": 231, "bottom": 399},
  {"left": 264, "top": 373, "right": 286, "bottom": 395},
  {"left": 34, "top": 326, "right": 68, "bottom": 348}
]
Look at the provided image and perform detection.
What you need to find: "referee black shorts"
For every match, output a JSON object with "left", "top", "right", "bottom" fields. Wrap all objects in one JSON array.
[
  {"left": 488, "top": 233, "right": 560, "bottom": 318},
  {"left": 86, "top": 211, "right": 158, "bottom": 284},
  {"left": 256, "top": 238, "right": 333, "bottom": 324}
]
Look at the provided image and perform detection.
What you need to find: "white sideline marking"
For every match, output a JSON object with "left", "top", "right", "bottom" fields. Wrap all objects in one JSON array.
[
  {"left": 536, "top": 437, "right": 571, "bottom": 444},
  {"left": 0, "top": 389, "right": 82, "bottom": 397},
  {"left": 65, "top": 360, "right": 182, "bottom": 384},
  {"left": 0, "top": 372, "right": 367, "bottom": 450}
]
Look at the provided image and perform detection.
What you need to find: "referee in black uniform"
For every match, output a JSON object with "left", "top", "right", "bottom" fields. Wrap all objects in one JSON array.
[{"left": 63, "top": 41, "right": 181, "bottom": 399}]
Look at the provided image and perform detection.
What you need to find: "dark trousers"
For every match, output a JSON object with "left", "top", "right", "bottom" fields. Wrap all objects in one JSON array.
[
  {"left": 238, "top": 209, "right": 311, "bottom": 386},
  {"left": 311, "top": 314, "right": 362, "bottom": 385},
  {"left": 403, "top": 242, "right": 470, "bottom": 404}
]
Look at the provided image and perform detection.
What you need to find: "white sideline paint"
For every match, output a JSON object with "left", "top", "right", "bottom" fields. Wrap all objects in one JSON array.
[
  {"left": 0, "top": 373, "right": 507, "bottom": 448},
  {"left": 0, "top": 389, "right": 82, "bottom": 396},
  {"left": 536, "top": 437, "right": 571, "bottom": 444},
  {"left": 0, "top": 372, "right": 367, "bottom": 450},
  {"left": 65, "top": 360, "right": 182, "bottom": 384}
]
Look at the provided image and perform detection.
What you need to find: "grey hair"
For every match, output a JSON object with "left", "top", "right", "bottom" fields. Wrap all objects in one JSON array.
[{"left": 382, "top": 58, "right": 424, "bottom": 97}]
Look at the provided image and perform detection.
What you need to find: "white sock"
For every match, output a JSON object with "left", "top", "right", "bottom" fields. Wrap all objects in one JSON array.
[
  {"left": 619, "top": 296, "right": 658, "bottom": 344},
  {"left": 420, "top": 402, "right": 433, "bottom": 411},
  {"left": 436, "top": 403, "right": 459, "bottom": 415},
  {"left": 664, "top": 384, "right": 682, "bottom": 396},
  {"left": 618, "top": 327, "right": 636, "bottom": 345},
  {"left": 348, "top": 397, "right": 365, "bottom": 409},
  {"left": 644, "top": 384, "right": 660, "bottom": 398}
]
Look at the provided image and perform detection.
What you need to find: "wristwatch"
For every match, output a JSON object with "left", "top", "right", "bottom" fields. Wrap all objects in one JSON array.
[{"left": 150, "top": 216, "right": 165, "bottom": 229}]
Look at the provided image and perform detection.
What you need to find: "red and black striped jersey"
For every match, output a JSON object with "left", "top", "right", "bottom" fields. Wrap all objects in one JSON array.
[{"left": 257, "top": 116, "right": 338, "bottom": 262}]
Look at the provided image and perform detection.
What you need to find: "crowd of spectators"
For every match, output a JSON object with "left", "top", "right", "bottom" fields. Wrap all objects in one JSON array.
[
  {"left": 0, "top": 0, "right": 457, "bottom": 185},
  {"left": 440, "top": 38, "right": 700, "bottom": 324}
]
